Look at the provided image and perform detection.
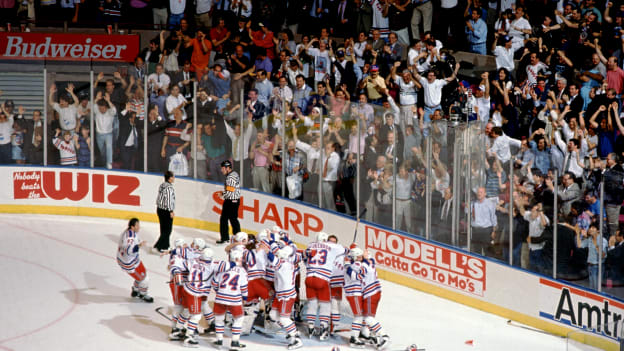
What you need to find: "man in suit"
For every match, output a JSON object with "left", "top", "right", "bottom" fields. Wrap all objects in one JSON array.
[
  {"left": 607, "top": 225, "right": 624, "bottom": 284},
  {"left": 147, "top": 104, "right": 168, "bottom": 172},
  {"left": 23, "top": 109, "right": 44, "bottom": 165},
  {"left": 552, "top": 172, "right": 581, "bottom": 216},
  {"left": 333, "top": 0, "right": 354, "bottom": 38},
  {"left": 171, "top": 61, "right": 196, "bottom": 103},
  {"left": 246, "top": 89, "right": 267, "bottom": 121},
  {"left": 118, "top": 103, "right": 143, "bottom": 170},
  {"left": 567, "top": 83, "right": 584, "bottom": 117}
]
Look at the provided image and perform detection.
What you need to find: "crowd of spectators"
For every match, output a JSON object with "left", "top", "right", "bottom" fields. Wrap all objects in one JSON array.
[{"left": 2, "top": 0, "right": 624, "bottom": 292}]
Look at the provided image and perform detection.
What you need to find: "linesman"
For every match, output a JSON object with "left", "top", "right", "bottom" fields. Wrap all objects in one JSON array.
[{"left": 218, "top": 160, "right": 241, "bottom": 244}]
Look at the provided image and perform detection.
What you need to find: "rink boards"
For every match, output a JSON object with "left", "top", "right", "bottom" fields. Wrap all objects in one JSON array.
[{"left": 1, "top": 166, "right": 621, "bottom": 350}]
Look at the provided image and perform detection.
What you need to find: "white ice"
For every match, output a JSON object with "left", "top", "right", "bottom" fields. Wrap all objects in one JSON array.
[{"left": 0, "top": 214, "right": 601, "bottom": 351}]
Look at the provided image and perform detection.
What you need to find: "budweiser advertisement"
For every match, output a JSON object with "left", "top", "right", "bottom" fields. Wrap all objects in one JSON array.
[
  {"left": 0, "top": 33, "right": 140, "bottom": 62},
  {"left": 366, "top": 225, "right": 487, "bottom": 296}
]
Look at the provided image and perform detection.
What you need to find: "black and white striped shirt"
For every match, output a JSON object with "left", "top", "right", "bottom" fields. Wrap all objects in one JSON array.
[
  {"left": 223, "top": 171, "right": 241, "bottom": 200},
  {"left": 156, "top": 182, "right": 175, "bottom": 211}
]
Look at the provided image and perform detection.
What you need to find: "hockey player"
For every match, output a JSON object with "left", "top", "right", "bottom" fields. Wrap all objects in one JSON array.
[
  {"left": 212, "top": 249, "right": 249, "bottom": 350},
  {"left": 189, "top": 238, "right": 207, "bottom": 258},
  {"left": 304, "top": 231, "right": 348, "bottom": 340},
  {"left": 266, "top": 245, "right": 304, "bottom": 350},
  {"left": 328, "top": 234, "right": 346, "bottom": 334},
  {"left": 359, "top": 249, "right": 389, "bottom": 349},
  {"left": 168, "top": 238, "right": 190, "bottom": 339},
  {"left": 241, "top": 232, "right": 273, "bottom": 334},
  {"left": 177, "top": 248, "right": 227, "bottom": 347},
  {"left": 117, "top": 218, "right": 153, "bottom": 303},
  {"left": 344, "top": 246, "right": 366, "bottom": 348},
  {"left": 225, "top": 232, "right": 249, "bottom": 254}
]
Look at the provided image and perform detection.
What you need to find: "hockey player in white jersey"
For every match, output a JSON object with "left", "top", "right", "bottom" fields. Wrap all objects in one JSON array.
[
  {"left": 343, "top": 246, "right": 367, "bottom": 348},
  {"left": 359, "top": 249, "right": 389, "bottom": 349},
  {"left": 168, "top": 238, "right": 190, "bottom": 340},
  {"left": 212, "top": 249, "right": 249, "bottom": 350},
  {"left": 328, "top": 234, "right": 346, "bottom": 334},
  {"left": 116, "top": 218, "right": 153, "bottom": 303},
  {"left": 177, "top": 248, "right": 227, "bottom": 347},
  {"left": 241, "top": 232, "right": 273, "bottom": 335},
  {"left": 266, "top": 245, "right": 303, "bottom": 350},
  {"left": 304, "top": 231, "right": 348, "bottom": 340}
]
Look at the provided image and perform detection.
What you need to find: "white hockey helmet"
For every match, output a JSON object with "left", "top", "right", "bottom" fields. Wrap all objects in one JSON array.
[
  {"left": 234, "top": 231, "right": 248, "bottom": 243},
  {"left": 277, "top": 245, "right": 293, "bottom": 260},
  {"left": 192, "top": 238, "right": 206, "bottom": 250},
  {"left": 271, "top": 225, "right": 282, "bottom": 233},
  {"left": 230, "top": 249, "right": 244, "bottom": 262},
  {"left": 174, "top": 238, "right": 186, "bottom": 248},
  {"left": 257, "top": 229, "right": 269, "bottom": 241},
  {"left": 200, "top": 248, "right": 214, "bottom": 261},
  {"left": 316, "top": 231, "right": 329, "bottom": 243},
  {"left": 348, "top": 247, "right": 364, "bottom": 259}
]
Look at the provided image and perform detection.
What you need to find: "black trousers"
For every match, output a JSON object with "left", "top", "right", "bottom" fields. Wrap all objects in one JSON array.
[
  {"left": 155, "top": 208, "right": 173, "bottom": 250},
  {"left": 220, "top": 199, "right": 240, "bottom": 241},
  {"left": 471, "top": 226, "right": 493, "bottom": 256}
]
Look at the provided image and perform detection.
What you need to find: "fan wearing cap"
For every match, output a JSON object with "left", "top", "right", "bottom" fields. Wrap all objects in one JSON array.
[
  {"left": 492, "top": 33, "right": 515, "bottom": 73},
  {"left": 218, "top": 159, "right": 241, "bottom": 244},
  {"left": 361, "top": 65, "right": 387, "bottom": 103}
]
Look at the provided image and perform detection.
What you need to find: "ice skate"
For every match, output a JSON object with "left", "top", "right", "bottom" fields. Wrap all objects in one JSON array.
[
  {"left": 287, "top": 334, "right": 303, "bottom": 350},
  {"left": 168, "top": 327, "right": 185, "bottom": 341},
  {"left": 349, "top": 336, "right": 366, "bottom": 348},
  {"left": 375, "top": 335, "right": 390, "bottom": 350},
  {"left": 229, "top": 340, "right": 246, "bottom": 350},
  {"left": 182, "top": 333, "right": 199, "bottom": 348},
  {"left": 306, "top": 326, "right": 315, "bottom": 338},
  {"left": 318, "top": 326, "right": 330, "bottom": 341},
  {"left": 138, "top": 293, "right": 153, "bottom": 303}
]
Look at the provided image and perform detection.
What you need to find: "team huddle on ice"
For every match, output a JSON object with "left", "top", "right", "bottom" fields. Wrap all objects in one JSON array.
[{"left": 160, "top": 227, "right": 389, "bottom": 350}]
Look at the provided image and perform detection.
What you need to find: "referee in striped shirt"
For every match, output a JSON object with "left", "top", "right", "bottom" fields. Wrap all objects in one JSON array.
[
  {"left": 217, "top": 160, "right": 240, "bottom": 244},
  {"left": 154, "top": 171, "right": 175, "bottom": 252}
]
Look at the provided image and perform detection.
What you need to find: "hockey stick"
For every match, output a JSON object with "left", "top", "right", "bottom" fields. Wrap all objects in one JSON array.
[
  {"left": 352, "top": 208, "right": 368, "bottom": 244},
  {"left": 506, "top": 320, "right": 566, "bottom": 338},
  {"left": 155, "top": 306, "right": 172, "bottom": 322}
]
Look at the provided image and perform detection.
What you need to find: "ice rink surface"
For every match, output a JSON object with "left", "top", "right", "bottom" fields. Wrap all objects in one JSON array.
[{"left": 0, "top": 214, "right": 601, "bottom": 351}]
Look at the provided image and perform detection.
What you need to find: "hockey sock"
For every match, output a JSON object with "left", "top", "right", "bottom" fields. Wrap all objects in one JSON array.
[
  {"left": 279, "top": 316, "right": 297, "bottom": 336},
  {"left": 318, "top": 301, "right": 331, "bottom": 328},
  {"left": 232, "top": 316, "right": 244, "bottom": 342},
  {"left": 201, "top": 300, "right": 214, "bottom": 324},
  {"left": 187, "top": 314, "right": 201, "bottom": 334},
  {"left": 364, "top": 316, "right": 383, "bottom": 335},
  {"left": 330, "top": 298, "right": 341, "bottom": 331},
  {"left": 361, "top": 324, "right": 371, "bottom": 338},
  {"left": 215, "top": 314, "right": 225, "bottom": 340},
  {"left": 351, "top": 316, "right": 363, "bottom": 338},
  {"left": 137, "top": 276, "right": 149, "bottom": 295},
  {"left": 172, "top": 304, "right": 183, "bottom": 328},
  {"left": 177, "top": 313, "right": 189, "bottom": 330},
  {"left": 305, "top": 298, "right": 318, "bottom": 327}
]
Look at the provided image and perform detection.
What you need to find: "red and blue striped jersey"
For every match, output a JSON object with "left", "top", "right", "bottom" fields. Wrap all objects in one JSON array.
[
  {"left": 343, "top": 261, "right": 365, "bottom": 297},
  {"left": 269, "top": 255, "right": 297, "bottom": 301},
  {"left": 330, "top": 255, "right": 347, "bottom": 288},
  {"left": 184, "top": 259, "right": 227, "bottom": 296},
  {"left": 245, "top": 248, "right": 269, "bottom": 281},
  {"left": 361, "top": 259, "right": 381, "bottom": 299},
  {"left": 305, "top": 242, "right": 348, "bottom": 281},
  {"left": 212, "top": 265, "right": 248, "bottom": 305},
  {"left": 117, "top": 229, "right": 140, "bottom": 273}
]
